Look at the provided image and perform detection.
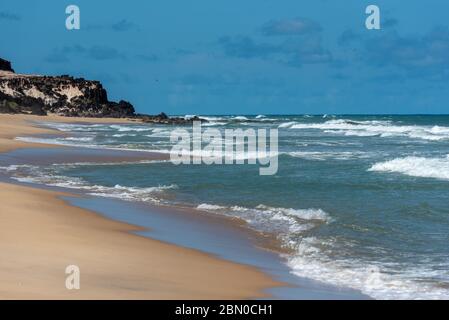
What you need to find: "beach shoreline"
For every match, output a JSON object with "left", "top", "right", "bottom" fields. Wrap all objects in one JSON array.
[
  {"left": 0, "top": 114, "right": 281, "bottom": 299},
  {"left": 0, "top": 113, "right": 372, "bottom": 300}
]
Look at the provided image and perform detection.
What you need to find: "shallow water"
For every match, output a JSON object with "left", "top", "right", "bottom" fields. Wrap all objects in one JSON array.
[
  {"left": 67, "top": 196, "right": 366, "bottom": 299},
  {"left": 5, "top": 114, "right": 449, "bottom": 299}
]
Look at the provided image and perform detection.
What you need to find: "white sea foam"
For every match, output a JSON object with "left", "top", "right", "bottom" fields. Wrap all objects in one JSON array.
[
  {"left": 201, "top": 121, "right": 226, "bottom": 127},
  {"left": 196, "top": 203, "right": 226, "bottom": 210},
  {"left": 15, "top": 136, "right": 173, "bottom": 155},
  {"left": 256, "top": 205, "right": 330, "bottom": 221},
  {"left": 1, "top": 162, "right": 175, "bottom": 203},
  {"left": 145, "top": 129, "right": 173, "bottom": 137},
  {"left": 287, "top": 237, "right": 449, "bottom": 300},
  {"left": 0, "top": 164, "right": 30, "bottom": 172},
  {"left": 324, "top": 129, "right": 379, "bottom": 137},
  {"left": 196, "top": 203, "right": 330, "bottom": 234},
  {"left": 17, "top": 118, "right": 449, "bottom": 299},
  {"left": 41, "top": 122, "right": 111, "bottom": 132},
  {"left": 200, "top": 116, "right": 227, "bottom": 122},
  {"left": 197, "top": 200, "right": 449, "bottom": 299},
  {"left": 88, "top": 184, "right": 176, "bottom": 202},
  {"left": 232, "top": 116, "right": 249, "bottom": 121},
  {"left": 429, "top": 126, "right": 449, "bottom": 134},
  {"left": 283, "top": 119, "right": 449, "bottom": 141},
  {"left": 63, "top": 136, "right": 95, "bottom": 142},
  {"left": 171, "top": 148, "right": 278, "bottom": 161},
  {"left": 287, "top": 151, "right": 370, "bottom": 161},
  {"left": 57, "top": 159, "right": 170, "bottom": 168},
  {"left": 369, "top": 155, "right": 449, "bottom": 180},
  {"left": 110, "top": 125, "right": 152, "bottom": 132},
  {"left": 278, "top": 121, "right": 297, "bottom": 128},
  {"left": 112, "top": 133, "right": 137, "bottom": 137}
]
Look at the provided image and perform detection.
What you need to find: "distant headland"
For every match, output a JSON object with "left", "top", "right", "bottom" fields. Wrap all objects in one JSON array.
[{"left": 0, "top": 57, "right": 205, "bottom": 124}]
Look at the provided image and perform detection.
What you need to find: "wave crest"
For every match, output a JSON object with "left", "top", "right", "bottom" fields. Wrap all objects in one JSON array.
[
  {"left": 281, "top": 119, "right": 449, "bottom": 141},
  {"left": 196, "top": 203, "right": 330, "bottom": 234},
  {"left": 369, "top": 156, "right": 449, "bottom": 180}
]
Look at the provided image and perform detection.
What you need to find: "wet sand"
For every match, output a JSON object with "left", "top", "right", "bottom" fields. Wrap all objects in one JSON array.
[{"left": 0, "top": 114, "right": 280, "bottom": 299}]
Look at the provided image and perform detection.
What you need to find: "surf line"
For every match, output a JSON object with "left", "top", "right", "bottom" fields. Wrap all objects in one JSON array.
[{"left": 169, "top": 121, "right": 279, "bottom": 175}]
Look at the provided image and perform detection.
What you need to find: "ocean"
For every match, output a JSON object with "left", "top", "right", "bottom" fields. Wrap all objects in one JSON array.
[{"left": 4, "top": 114, "right": 449, "bottom": 299}]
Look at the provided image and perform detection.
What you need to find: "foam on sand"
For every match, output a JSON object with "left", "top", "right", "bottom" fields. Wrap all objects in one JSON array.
[{"left": 0, "top": 164, "right": 176, "bottom": 203}]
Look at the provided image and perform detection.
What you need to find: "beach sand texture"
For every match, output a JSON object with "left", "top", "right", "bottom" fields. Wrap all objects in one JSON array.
[{"left": 0, "top": 114, "right": 279, "bottom": 299}]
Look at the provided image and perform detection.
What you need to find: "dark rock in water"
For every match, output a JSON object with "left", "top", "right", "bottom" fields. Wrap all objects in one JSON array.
[
  {"left": 0, "top": 58, "right": 14, "bottom": 73},
  {"left": 158, "top": 112, "right": 168, "bottom": 119},
  {"left": 139, "top": 113, "right": 207, "bottom": 125}
]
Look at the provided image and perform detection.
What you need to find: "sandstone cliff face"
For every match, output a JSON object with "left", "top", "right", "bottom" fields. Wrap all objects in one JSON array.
[
  {"left": 0, "top": 58, "right": 134, "bottom": 117},
  {"left": 0, "top": 57, "right": 206, "bottom": 124}
]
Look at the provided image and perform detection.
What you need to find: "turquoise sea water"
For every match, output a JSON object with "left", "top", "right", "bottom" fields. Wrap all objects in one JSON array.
[{"left": 5, "top": 115, "right": 449, "bottom": 299}]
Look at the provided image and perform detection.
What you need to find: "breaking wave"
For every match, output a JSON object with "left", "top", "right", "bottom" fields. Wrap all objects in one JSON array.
[
  {"left": 279, "top": 119, "right": 449, "bottom": 141},
  {"left": 196, "top": 203, "right": 330, "bottom": 234},
  {"left": 287, "top": 151, "right": 371, "bottom": 161},
  {"left": 287, "top": 237, "right": 449, "bottom": 300},
  {"left": 369, "top": 155, "right": 449, "bottom": 180}
]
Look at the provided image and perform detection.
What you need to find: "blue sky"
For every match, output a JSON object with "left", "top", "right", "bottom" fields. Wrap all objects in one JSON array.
[{"left": 1, "top": 0, "right": 449, "bottom": 115}]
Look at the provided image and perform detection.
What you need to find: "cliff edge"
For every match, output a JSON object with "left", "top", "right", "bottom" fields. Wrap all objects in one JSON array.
[{"left": 0, "top": 58, "right": 134, "bottom": 117}]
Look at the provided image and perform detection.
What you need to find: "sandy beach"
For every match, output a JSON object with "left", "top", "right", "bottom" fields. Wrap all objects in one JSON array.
[
  {"left": 0, "top": 114, "right": 140, "bottom": 153},
  {"left": 0, "top": 114, "right": 279, "bottom": 299}
]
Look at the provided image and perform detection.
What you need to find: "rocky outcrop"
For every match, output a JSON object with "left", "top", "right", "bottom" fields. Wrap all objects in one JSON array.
[
  {"left": 0, "top": 59, "right": 134, "bottom": 117},
  {"left": 0, "top": 90, "right": 47, "bottom": 115},
  {"left": 0, "top": 57, "right": 206, "bottom": 124},
  {"left": 139, "top": 112, "right": 206, "bottom": 124},
  {"left": 0, "top": 58, "right": 14, "bottom": 72}
]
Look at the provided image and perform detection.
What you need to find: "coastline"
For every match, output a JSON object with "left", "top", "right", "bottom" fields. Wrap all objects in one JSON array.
[
  {"left": 0, "top": 114, "right": 280, "bottom": 299},
  {"left": 0, "top": 114, "right": 140, "bottom": 153}
]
